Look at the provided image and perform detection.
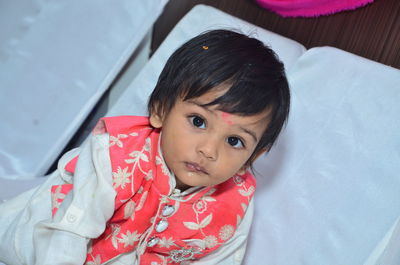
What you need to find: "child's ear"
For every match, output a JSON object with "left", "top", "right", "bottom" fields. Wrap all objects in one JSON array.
[
  {"left": 236, "top": 148, "right": 269, "bottom": 175},
  {"left": 149, "top": 111, "right": 163, "bottom": 128}
]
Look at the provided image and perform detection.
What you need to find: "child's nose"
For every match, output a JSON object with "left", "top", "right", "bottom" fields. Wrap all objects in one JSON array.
[{"left": 197, "top": 136, "right": 218, "bottom": 161}]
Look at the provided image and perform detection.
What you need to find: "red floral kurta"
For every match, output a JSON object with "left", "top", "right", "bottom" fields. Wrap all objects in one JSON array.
[{"left": 51, "top": 116, "right": 256, "bottom": 264}]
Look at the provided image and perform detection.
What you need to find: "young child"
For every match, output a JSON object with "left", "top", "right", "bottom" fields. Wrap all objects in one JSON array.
[{"left": 0, "top": 29, "right": 289, "bottom": 265}]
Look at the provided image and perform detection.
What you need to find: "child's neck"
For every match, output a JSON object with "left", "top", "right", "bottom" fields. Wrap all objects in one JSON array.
[{"left": 174, "top": 178, "right": 192, "bottom": 192}]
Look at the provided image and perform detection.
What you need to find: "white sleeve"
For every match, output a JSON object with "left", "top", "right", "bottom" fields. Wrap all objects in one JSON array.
[
  {"left": 0, "top": 133, "right": 115, "bottom": 265},
  {"left": 33, "top": 133, "right": 116, "bottom": 265},
  {"left": 191, "top": 198, "right": 255, "bottom": 265}
]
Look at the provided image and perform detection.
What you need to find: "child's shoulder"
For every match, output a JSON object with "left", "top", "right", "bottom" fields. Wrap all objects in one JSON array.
[
  {"left": 102, "top": 115, "right": 150, "bottom": 129},
  {"left": 92, "top": 115, "right": 153, "bottom": 136},
  {"left": 215, "top": 172, "right": 256, "bottom": 198},
  {"left": 210, "top": 171, "right": 256, "bottom": 212}
]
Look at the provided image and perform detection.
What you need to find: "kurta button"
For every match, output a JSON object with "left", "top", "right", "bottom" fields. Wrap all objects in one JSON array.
[
  {"left": 147, "top": 237, "right": 160, "bottom": 247},
  {"left": 155, "top": 219, "right": 169, "bottom": 233},
  {"left": 172, "top": 189, "right": 181, "bottom": 196},
  {"left": 66, "top": 214, "right": 76, "bottom": 223},
  {"left": 162, "top": 205, "right": 175, "bottom": 217}
]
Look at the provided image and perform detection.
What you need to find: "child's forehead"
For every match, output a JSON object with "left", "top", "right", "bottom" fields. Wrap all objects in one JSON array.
[
  {"left": 221, "top": 112, "right": 234, "bottom": 125},
  {"left": 183, "top": 96, "right": 271, "bottom": 128},
  {"left": 183, "top": 86, "right": 271, "bottom": 120}
]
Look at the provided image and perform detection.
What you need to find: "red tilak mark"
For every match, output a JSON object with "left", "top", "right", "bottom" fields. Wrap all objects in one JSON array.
[{"left": 221, "top": 112, "right": 233, "bottom": 125}]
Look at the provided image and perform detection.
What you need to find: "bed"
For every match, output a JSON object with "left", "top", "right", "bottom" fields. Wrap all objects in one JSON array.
[{"left": 1, "top": 2, "right": 399, "bottom": 265}]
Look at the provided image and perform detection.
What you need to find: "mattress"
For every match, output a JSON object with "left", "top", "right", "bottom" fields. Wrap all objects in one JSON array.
[
  {"left": 246, "top": 47, "right": 400, "bottom": 264},
  {"left": 0, "top": 0, "right": 168, "bottom": 179}
]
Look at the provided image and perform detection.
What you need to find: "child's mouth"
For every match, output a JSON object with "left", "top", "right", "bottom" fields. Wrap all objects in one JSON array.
[{"left": 185, "top": 162, "right": 208, "bottom": 175}]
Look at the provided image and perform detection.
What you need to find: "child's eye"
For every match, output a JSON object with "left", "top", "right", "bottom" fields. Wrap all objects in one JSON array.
[
  {"left": 190, "top": 115, "right": 206, "bottom": 129},
  {"left": 227, "top": 136, "right": 244, "bottom": 149}
]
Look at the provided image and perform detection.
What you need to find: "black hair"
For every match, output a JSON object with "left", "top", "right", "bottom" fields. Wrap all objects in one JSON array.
[{"left": 148, "top": 29, "right": 290, "bottom": 166}]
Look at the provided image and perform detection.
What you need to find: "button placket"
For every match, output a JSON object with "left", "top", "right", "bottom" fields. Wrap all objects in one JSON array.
[
  {"left": 155, "top": 219, "right": 169, "bottom": 233},
  {"left": 171, "top": 189, "right": 181, "bottom": 197},
  {"left": 162, "top": 204, "right": 175, "bottom": 217},
  {"left": 147, "top": 237, "right": 160, "bottom": 247},
  {"left": 153, "top": 203, "right": 176, "bottom": 236},
  {"left": 149, "top": 200, "right": 177, "bottom": 249}
]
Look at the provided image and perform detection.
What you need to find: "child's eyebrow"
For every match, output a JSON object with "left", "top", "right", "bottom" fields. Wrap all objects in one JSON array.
[
  {"left": 239, "top": 127, "right": 258, "bottom": 143},
  {"left": 186, "top": 99, "right": 215, "bottom": 115}
]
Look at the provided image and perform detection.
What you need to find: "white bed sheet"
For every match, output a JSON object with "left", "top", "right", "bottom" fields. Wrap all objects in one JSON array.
[
  {"left": 245, "top": 47, "right": 400, "bottom": 265},
  {"left": 0, "top": 0, "right": 168, "bottom": 179}
]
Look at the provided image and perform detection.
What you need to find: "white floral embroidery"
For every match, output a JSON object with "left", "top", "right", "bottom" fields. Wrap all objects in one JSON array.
[
  {"left": 105, "top": 224, "right": 121, "bottom": 249},
  {"left": 112, "top": 166, "right": 131, "bottom": 189},
  {"left": 145, "top": 170, "right": 153, "bottom": 181},
  {"left": 144, "top": 137, "right": 151, "bottom": 152},
  {"left": 219, "top": 225, "right": 234, "bottom": 241},
  {"left": 51, "top": 185, "right": 66, "bottom": 210},
  {"left": 135, "top": 191, "right": 148, "bottom": 212},
  {"left": 125, "top": 151, "right": 149, "bottom": 164},
  {"left": 184, "top": 213, "right": 213, "bottom": 230},
  {"left": 238, "top": 185, "right": 255, "bottom": 197},
  {"left": 241, "top": 203, "right": 247, "bottom": 212},
  {"left": 204, "top": 187, "right": 217, "bottom": 196},
  {"left": 130, "top": 132, "right": 138, "bottom": 137},
  {"left": 233, "top": 175, "right": 244, "bottom": 186},
  {"left": 201, "top": 195, "right": 216, "bottom": 202},
  {"left": 158, "top": 237, "right": 176, "bottom": 248},
  {"left": 109, "top": 134, "right": 128, "bottom": 148},
  {"left": 193, "top": 200, "right": 207, "bottom": 214},
  {"left": 86, "top": 254, "right": 102, "bottom": 265},
  {"left": 123, "top": 200, "right": 136, "bottom": 220},
  {"left": 156, "top": 156, "right": 170, "bottom": 176},
  {"left": 119, "top": 198, "right": 129, "bottom": 203},
  {"left": 170, "top": 248, "right": 200, "bottom": 263},
  {"left": 118, "top": 230, "right": 141, "bottom": 248},
  {"left": 204, "top": 235, "right": 218, "bottom": 249},
  {"left": 237, "top": 215, "right": 242, "bottom": 226},
  {"left": 201, "top": 189, "right": 216, "bottom": 202}
]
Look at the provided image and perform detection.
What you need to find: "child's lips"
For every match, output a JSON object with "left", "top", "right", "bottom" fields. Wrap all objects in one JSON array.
[{"left": 185, "top": 162, "right": 208, "bottom": 175}]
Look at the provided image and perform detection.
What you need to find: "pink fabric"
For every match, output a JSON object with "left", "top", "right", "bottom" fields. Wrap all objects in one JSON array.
[{"left": 255, "top": 0, "right": 375, "bottom": 17}]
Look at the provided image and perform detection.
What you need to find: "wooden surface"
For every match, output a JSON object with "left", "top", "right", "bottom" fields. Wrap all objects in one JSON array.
[{"left": 152, "top": 0, "right": 400, "bottom": 69}]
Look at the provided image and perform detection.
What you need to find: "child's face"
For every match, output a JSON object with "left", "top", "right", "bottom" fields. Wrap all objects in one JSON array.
[{"left": 150, "top": 88, "right": 269, "bottom": 190}]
